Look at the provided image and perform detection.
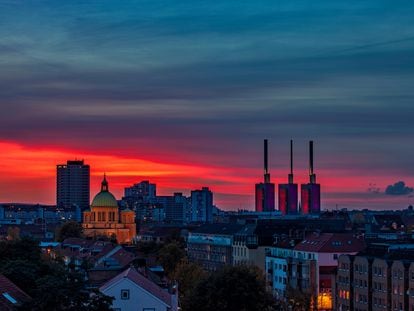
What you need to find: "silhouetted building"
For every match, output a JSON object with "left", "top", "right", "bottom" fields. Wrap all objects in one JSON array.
[
  {"left": 56, "top": 160, "right": 90, "bottom": 211},
  {"left": 161, "top": 193, "right": 189, "bottom": 224},
  {"left": 124, "top": 180, "right": 156, "bottom": 203},
  {"left": 301, "top": 141, "right": 321, "bottom": 214},
  {"left": 278, "top": 140, "right": 298, "bottom": 215},
  {"left": 191, "top": 187, "right": 213, "bottom": 223},
  {"left": 255, "top": 139, "right": 275, "bottom": 212},
  {"left": 0, "top": 203, "right": 81, "bottom": 224}
]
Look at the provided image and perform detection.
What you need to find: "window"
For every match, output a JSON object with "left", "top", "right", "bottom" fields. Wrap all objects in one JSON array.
[{"left": 121, "top": 289, "right": 130, "bottom": 300}]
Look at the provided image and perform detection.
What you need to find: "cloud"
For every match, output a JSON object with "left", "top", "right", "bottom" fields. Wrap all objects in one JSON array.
[{"left": 385, "top": 181, "right": 414, "bottom": 196}]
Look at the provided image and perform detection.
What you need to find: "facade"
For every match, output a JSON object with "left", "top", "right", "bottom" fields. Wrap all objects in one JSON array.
[
  {"left": 83, "top": 176, "right": 136, "bottom": 244},
  {"left": 266, "top": 233, "right": 365, "bottom": 310},
  {"left": 391, "top": 260, "right": 408, "bottom": 311},
  {"left": 232, "top": 224, "right": 267, "bottom": 271},
  {"left": 187, "top": 223, "right": 243, "bottom": 271},
  {"left": 124, "top": 181, "right": 156, "bottom": 203},
  {"left": 372, "top": 258, "right": 390, "bottom": 310},
  {"left": 278, "top": 184, "right": 298, "bottom": 215},
  {"left": 255, "top": 183, "right": 275, "bottom": 212},
  {"left": 191, "top": 187, "right": 213, "bottom": 223},
  {"left": 409, "top": 263, "right": 414, "bottom": 309},
  {"left": 353, "top": 256, "right": 371, "bottom": 311},
  {"left": 99, "top": 267, "right": 178, "bottom": 311},
  {"left": 56, "top": 160, "right": 90, "bottom": 211},
  {"left": 336, "top": 255, "right": 353, "bottom": 311},
  {"left": 334, "top": 247, "right": 414, "bottom": 311},
  {"left": 0, "top": 203, "right": 81, "bottom": 224},
  {"left": 301, "top": 183, "right": 321, "bottom": 214},
  {"left": 159, "top": 193, "right": 189, "bottom": 224}
]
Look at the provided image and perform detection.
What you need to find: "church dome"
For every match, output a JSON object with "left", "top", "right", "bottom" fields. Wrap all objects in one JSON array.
[{"left": 91, "top": 175, "right": 118, "bottom": 208}]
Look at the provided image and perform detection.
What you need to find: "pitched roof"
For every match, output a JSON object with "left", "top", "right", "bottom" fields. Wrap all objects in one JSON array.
[
  {"left": 99, "top": 267, "right": 172, "bottom": 306},
  {"left": 0, "top": 275, "right": 31, "bottom": 310},
  {"left": 294, "top": 233, "right": 365, "bottom": 253},
  {"left": 192, "top": 223, "right": 244, "bottom": 235}
]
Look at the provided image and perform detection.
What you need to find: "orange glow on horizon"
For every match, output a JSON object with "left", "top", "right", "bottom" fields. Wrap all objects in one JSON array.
[{"left": 0, "top": 140, "right": 413, "bottom": 210}]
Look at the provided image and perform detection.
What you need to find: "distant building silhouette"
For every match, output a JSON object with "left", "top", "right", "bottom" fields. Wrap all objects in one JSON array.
[
  {"left": 56, "top": 160, "right": 90, "bottom": 211},
  {"left": 160, "top": 192, "right": 189, "bottom": 224},
  {"left": 255, "top": 139, "right": 275, "bottom": 212},
  {"left": 278, "top": 140, "right": 298, "bottom": 215},
  {"left": 124, "top": 180, "right": 156, "bottom": 203},
  {"left": 191, "top": 187, "right": 213, "bottom": 223},
  {"left": 301, "top": 141, "right": 321, "bottom": 214}
]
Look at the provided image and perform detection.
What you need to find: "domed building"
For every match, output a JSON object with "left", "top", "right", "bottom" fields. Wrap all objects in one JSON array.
[{"left": 83, "top": 175, "right": 136, "bottom": 244}]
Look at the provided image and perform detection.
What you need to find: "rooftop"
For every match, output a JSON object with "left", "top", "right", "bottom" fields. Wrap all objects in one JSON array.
[
  {"left": 0, "top": 274, "right": 31, "bottom": 310},
  {"left": 294, "top": 232, "right": 366, "bottom": 253},
  {"left": 99, "top": 267, "right": 173, "bottom": 306}
]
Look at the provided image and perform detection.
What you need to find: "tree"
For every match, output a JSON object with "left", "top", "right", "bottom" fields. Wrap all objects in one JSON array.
[
  {"left": 185, "top": 265, "right": 277, "bottom": 311},
  {"left": 285, "top": 287, "right": 314, "bottom": 311},
  {"left": 171, "top": 260, "right": 206, "bottom": 308},
  {"left": 56, "top": 221, "right": 83, "bottom": 242},
  {"left": 0, "top": 237, "right": 113, "bottom": 311},
  {"left": 157, "top": 242, "right": 186, "bottom": 276},
  {"left": 7, "top": 226, "right": 20, "bottom": 241}
]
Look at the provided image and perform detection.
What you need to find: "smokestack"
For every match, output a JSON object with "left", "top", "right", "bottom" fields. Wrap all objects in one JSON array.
[
  {"left": 309, "top": 140, "right": 316, "bottom": 183},
  {"left": 288, "top": 140, "right": 294, "bottom": 184},
  {"left": 264, "top": 139, "right": 268, "bottom": 174},
  {"left": 264, "top": 139, "right": 270, "bottom": 183}
]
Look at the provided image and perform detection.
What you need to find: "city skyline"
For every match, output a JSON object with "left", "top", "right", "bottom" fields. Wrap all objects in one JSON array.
[
  {"left": 1, "top": 1, "right": 414, "bottom": 210},
  {"left": 0, "top": 140, "right": 412, "bottom": 211}
]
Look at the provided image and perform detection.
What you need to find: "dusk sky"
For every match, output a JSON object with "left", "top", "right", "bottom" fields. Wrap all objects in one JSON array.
[{"left": 1, "top": 1, "right": 414, "bottom": 210}]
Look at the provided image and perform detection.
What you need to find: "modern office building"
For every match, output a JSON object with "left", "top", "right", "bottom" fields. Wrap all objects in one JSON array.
[
  {"left": 160, "top": 193, "right": 189, "bottom": 224},
  {"left": 191, "top": 187, "right": 213, "bottom": 223},
  {"left": 255, "top": 139, "right": 275, "bottom": 212},
  {"left": 56, "top": 160, "right": 90, "bottom": 211},
  {"left": 301, "top": 141, "right": 321, "bottom": 214},
  {"left": 278, "top": 140, "right": 298, "bottom": 215},
  {"left": 124, "top": 180, "right": 156, "bottom": 203}
]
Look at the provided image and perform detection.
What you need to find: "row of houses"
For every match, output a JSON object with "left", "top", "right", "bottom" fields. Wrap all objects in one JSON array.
[
  {"left": 45, "top": 237, "right": 179, "bottom": 311},
  {"left": 335, "top": 244, "right": 414, "bottom": 311},
  {"left": 185, "top": 218, "right": 414, "bottom": 310}
]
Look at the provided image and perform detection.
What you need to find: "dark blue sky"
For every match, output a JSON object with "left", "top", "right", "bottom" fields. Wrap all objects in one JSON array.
[{"left": 0, "top": 1, "right": 413, "bottom": 209}]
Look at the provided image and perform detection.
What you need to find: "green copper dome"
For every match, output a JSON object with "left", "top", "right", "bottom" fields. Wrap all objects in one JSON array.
[{"left": 91, "top": 175, "right": 119, "bottom": 208}]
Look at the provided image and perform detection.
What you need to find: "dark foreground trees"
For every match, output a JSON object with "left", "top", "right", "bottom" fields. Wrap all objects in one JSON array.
[
  {"left": 0, "top": 237, "right": 113, "bottom": 311},
  {"left": 185, "top": 265, "right": 278, "bottom": 311},
  {"left": 56, "top": 221, "right": 83, "bottom": 242}
]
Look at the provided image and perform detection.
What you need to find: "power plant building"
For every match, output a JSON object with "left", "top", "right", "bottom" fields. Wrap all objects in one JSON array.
[
  {"left": 301, "top": 141, "right": 321, "bottom": 214},
  {"left": 255, "top": 139, "right": 275, "bottom": 212},
  {"left": 278, "top": 140, "right": 298, "bottom": 215}
]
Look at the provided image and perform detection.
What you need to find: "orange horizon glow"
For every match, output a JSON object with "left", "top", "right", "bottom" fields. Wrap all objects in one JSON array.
[{"left": 0, "top": 140, "right": 413, "bottom": 210}]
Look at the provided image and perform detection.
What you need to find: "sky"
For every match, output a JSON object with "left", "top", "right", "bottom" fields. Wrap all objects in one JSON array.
[{"left": 0, "top": 0, "right": 414, "bottom": 210}]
